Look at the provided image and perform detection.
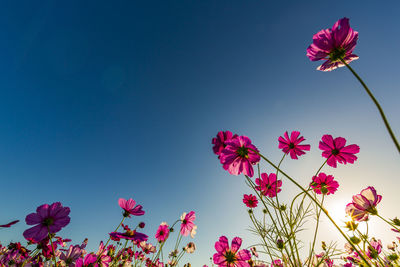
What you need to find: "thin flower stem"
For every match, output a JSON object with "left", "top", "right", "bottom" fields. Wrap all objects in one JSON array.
[
  {"left": 273, "top": 155, "right": 302, "bottom": 264},
  {"left": 245, "top": 176, "right": 296, "bottom": 266},
  {"left": 97, "top": 216, "right": 126, "bottom": 263},
  {"left": 309, "top": 194, "right": 325, "bottom": 262},
  {"left": 248, "top": 211, "right": 275, "bottom": 263},
  {"left": 340, "top": 58, "right": 400, "bottom": 154},
  {"left": 47, "top": 228, "right": 58, "bottom": 267},
  {"left": 252, "top": 150, "right": 372, "bottom": 267},
  {"left": 376, "top": 214, "right": 400, "bottom": 232}
]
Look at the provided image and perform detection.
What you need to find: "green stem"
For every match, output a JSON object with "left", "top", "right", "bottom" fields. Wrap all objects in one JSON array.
[
  {"left": 309, "top": 194, "right": 325, "bottom": 261},
  {"left": 376, "top": 214, "right": 400, "bottom": 232},
  {"left": 340, "top": 58, "right": 400, "bottom": 154},
  {"left": 47, "top": 229, "right": 57, "bottom": 267},
  {"left": 248, "top": 211, "right": 275, "bottom": 263},
  {"left": 97, "top": 216, "right": 126, "bottom": 263},
  {"left": 253, "top": 150, "right": 372, "bottom": 267}
]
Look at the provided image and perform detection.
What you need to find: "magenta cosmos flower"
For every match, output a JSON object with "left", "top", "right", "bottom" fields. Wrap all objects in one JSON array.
[
  {"left": 212, "top": 131, "right": 238, "bottom": 156},
  {"left": 243, "top": 194, "right": 258, "bottom": 208},
  {"left": 319, "top": 135, "right": 360, "bottom": 168},
  {"left": 310, "top": 172, "right": 339, "bottom": 195},
  {"left": 75, "top": 253, "right": 98, "bottom": 267},
  {"left": 307, "top": 17, "right": 359, "bottom": 71},
  {"left": 345, "top": 186, "right": 382, "bottom": 222},
  {"left": 220, "top": 135, "right": 260, "bottom": 177},
  {"left": 118, "top": 198, "right": 145, "bottom": 217},
  {"left": 278, "top": 131, "right": 310, "bottom": 159},
  {"left": 23, "top": 202, "right": 70, "bottom": 242},
  {"left": 155, "top": 222, "right": 170, "bottom": 242},
  {"left": 180, "top": 211, "right": 196, "bottom": 237},
  {"left": 213, "top": 236, "right": 251, "bottom": 267},
  {"left": 255, "top": 173, "right": 282, "bottom": 198}
]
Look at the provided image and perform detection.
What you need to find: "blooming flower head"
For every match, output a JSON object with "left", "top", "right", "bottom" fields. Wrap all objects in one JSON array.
[
  {"left": 109, "top": 227, "right": 148, "bottom": 243},
  {"left": 59, "top": 245, "right": 83, "bottom": 267},
  {"left": 75, "top": 253, "right": 98, "bottom": 267},
  {"left": 255, "top": 173, "right": 282, "bottom": 198},
  {"left": 118, "top": 198, "right": 145, "bottom": 217},
  {"left": 271, "top": 259, "right": 283, "bottom": 267},
  {"left": 278, "top": 131, "right": 310, "bottom": 159},
  {"left": 180, "top": 211, "right": 196, "bottom": 237},
  {"left": 184, "top": 242, "right": 196, "bottom": 253},
  {"left": 155, "top": 222, "right": 170, "bottom": 242},
  {"left": 220, "top": 136, "right": 260, "bottom": 177},
  {"left": 140, "top": 241, "right": 156, "bottom": 254},
  {"left": 212, "top": 131, "right": 238, "bottom": 156},
  {"left": 213, "top": 236, "right": 251, "bottom": 267},
  {"left": 96, "top": 241, "right": 112, "bottom": 267},
  {"left": 310, "top": 172, "right": 339, "bottom": 195},
  {"left": 319, "top": 134, "right": 360, "bottom": 168},
  {"left": 345, "top": 186, "right": 382, "bottom": 221},
  {"left": 243, "top": 194, "right": 258, "bottom": 208},
  {"left": 367, "top": 238, "right": 382, "bottom": 259},
  {"left": 23, "top": 202, "right": 71, "bottom": 242},
  {"left": 307, "top": 17, "right": 359, "bottom": 71}
]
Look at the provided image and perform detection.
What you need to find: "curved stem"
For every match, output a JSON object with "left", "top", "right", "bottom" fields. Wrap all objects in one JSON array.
[
  {"left": 253, "top": 150, "right": 372, "bottom": 267},
  {"left": 340, "top": 58, "right": 400, "bottom": 154},
  {"left": 47, "top": 228, "right": 57, "bottom": 267}
]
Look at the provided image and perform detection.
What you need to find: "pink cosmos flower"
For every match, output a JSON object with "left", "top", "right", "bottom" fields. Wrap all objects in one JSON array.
[
  {"left": 109, "top": 230, "right": 148, "bottom": 242},
  {"left": 319, "top": 135, "right": 360, "bottom": 168},
  {"left": 278, "top": 131, "right": 310, "bottom": 159},
  {"left": 271, "top": 259, "right": 283, "bottom": 267},
  {"left": 155, "top": 222, "right": 170, "bottom": 242},
  {"left": 243, "top": 194, "right": 258, "bottom": 208},
  {"left": 255, "top": 173, "right": 282, "bottom": 198},
  {"left": 0, "top": 220, "right": 19, "bottom": 228},
  {"left": 140, "top": 241, "right": 156, "bottom": 254},
  {"left": 212, "top": 131, "right": 238, "bottom": 156},
  {"left": 23, "top": 202, "right": 71, "bottom": 242},
  {"left": 307, "top": 17, "right": 359, "bottom": 71},
  {"left": 59, "top": 245, "right": 83, "bottom": 267},
  {"left": 213, "top": 236, "right": 251, "bottom": 267},
  {"left": 75, "top": 253, "right": 99, "bottom": 267},
  {"left": 118, "top": 198, "right": 145, "bottom": 217},
  {"left": 96, "top": 241, "right": 112, "bottom": 267},
  {"left": 220, "top": 136, "right": 260, "bottom": 177},
  {"left": 367, "top": 238, "right": 382, "bottom": 259},
  {"left": 345, "top": 186, "right": 382, "bottom": 222},
  {"left": 310, "top": 172, "right": 339, "bottom": 195},
  {"left": 180, "top": 211, "right": 196, "bottom": 237}
]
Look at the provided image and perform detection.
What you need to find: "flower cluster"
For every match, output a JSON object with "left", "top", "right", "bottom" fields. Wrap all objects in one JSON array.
[{"left": 0, "top": 198, "right": 197, "bottom": 266}]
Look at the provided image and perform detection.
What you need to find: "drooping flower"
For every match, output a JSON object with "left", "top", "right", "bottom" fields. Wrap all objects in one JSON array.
[
  {"left": 319, "top": 134, "right": 360, "bottom": 168},
  {"left": 345, "top": 186, "right": 382, "bottom": 221},
  {"left": 307, "top": 17, "right": 359, "bottom": 71},
  {"left": 310, "top": 172, "right": 339, "bottom": 195},
  {"left": 180, "top": 211, "right": 196, "bottom": 237},
  {"left": 118, "top": 198, "right": 145, "bottom": 217},
  {"left": 212, "top": 131, "right": 238, "bottom": 156},
  {"left": 75, "top": 253, "right": 98, "bottom": 267},
  {"left": 219, "top": 136, "right": 260, "bottom": 177},
  {"left": 213, "top": 236, "right": 251, "bottom": 267},
  {"left": 243, "top": 194, "right": 258, "bottom": 208},
  {"left": 155, "top": 222, "right": 170, "bottom": 242},
  {"left": 255, "top": 173, "right": 282, "bottom": 198},
  {"left": 278, "top": 131, "right": 310, "bottom": 159},
  {"left": 23, "top": 202, "right": 71, "bottom": 242}
]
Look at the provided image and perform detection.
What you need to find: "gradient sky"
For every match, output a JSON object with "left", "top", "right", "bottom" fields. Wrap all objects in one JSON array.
[{"left": 1, "top": 1, "right": 400, "bottom": 265}]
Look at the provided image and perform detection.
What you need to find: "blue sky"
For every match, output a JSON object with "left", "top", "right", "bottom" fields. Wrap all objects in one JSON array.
[{"left": 1, "top": 1, "right": 400, "bottom": 265}]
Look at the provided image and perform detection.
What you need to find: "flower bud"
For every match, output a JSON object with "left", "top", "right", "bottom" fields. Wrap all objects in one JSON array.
[
  {"left": 138, "top": 222, "right": 145, "bottom": 228},
  {"left": 276, "top": 239, "right": 284, "bottom": 250},
  {"left": 349, "top": 236, "right": 361, "bottom": 244}
]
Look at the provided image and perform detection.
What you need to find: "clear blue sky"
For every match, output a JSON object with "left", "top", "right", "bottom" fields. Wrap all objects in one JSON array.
[{"left": 1, "top": 1, "right": 399, "bottom": 265}]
